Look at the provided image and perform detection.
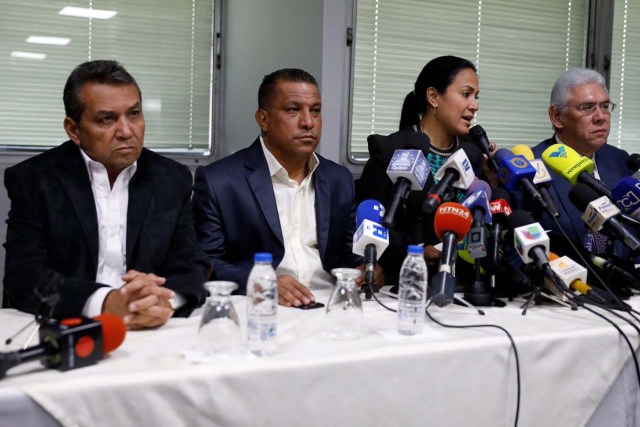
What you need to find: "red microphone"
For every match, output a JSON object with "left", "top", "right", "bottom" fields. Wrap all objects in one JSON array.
[
  {"left": 0, "top": 314, "right": 126, "bottom": 379},
  {"left": 431, "top": 203, "right": 472, "bottom": 306},
  {"left": 434, "top": 202, "right": 473, "bottom": 243}
]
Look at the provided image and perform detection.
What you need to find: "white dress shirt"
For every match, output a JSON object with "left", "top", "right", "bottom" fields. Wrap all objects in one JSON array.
[
  {"left": 260, "top": 137, "right": 333, "bottom": 288},
  {"left": 80, "top": 149, "right": 136, "bottom": 317}
]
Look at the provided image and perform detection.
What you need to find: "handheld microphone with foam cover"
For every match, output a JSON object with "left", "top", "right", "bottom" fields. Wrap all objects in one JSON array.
[
  {"left": 512, "top": 144, "right": 560, "bottom": 218},
  {"left": 382, "top": 149, "right": 430, "bottom": 228},
  {"left": 0, "top": 313, "right": 126, "bottom": 380},
  {"left": 568, "top": 183, "right": 640, "bottom": 254},
  {"left": 541, "top": 143, "right": 613, "bottom": 199},
  {"left": 422, "top": 144, "right": 480, "bottom": 214},
  {"left": 353, "top": 200, "right": 389, "bottom": 298},
  {"left": 462, "top": 180, "right": 492, "bottom": 258},
  {"left": 430, "top": 203, "right": 473, "bottom": 306},
  {"left": 469, "top": 125, "right": 499, "bottom": 172},
  {"left": 628, "top": 154, "right": 640, "bottom": 181},
  {"left": 612, "top": 176, "right": 640, "bottom": 220}
]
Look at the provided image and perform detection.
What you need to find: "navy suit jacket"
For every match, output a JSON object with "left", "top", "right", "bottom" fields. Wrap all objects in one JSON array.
[
  {"left": 192, "top": 138, "right": 361, "bottom": 293},
  {"left": 3, "top": 140, "right": 209, "bottom": 318},
  {"left": 530, "top": 136, "right": 633, "bottom": 259}
]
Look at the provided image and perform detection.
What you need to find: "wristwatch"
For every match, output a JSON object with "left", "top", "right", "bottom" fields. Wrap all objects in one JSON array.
[{"left": 168, "top": 296, "right": 179, "bottom": 311}]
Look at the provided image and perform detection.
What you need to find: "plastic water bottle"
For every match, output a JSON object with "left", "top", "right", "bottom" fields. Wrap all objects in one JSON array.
[
  {"left": 246, "top": 252, "right": 278, "bottom": 356},
  {"left": 398, "top": 245, "right": 428, "bottom": 335}
]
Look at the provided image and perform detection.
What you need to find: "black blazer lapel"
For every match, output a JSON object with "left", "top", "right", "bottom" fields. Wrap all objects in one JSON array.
[
  {"left": 56, "top": 142, "right": 100, "bottom": 266},
  {"left": 313, "top": 164, "right": 330, "bottom": 262},
  {"left": 245, "top": 140, "right": 284, "bottom": 244},
  {"left": 126, "top": 151, "right": 154, "bottom": 264}
]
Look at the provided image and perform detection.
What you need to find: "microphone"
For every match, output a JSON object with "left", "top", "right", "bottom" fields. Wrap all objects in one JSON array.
[
  {"left": 541, "top": 143, "right": 613, "bottom": 199},
  {"left": 494, "top": 148, "right": 553, "bottom": 215},
  {"left": 462, "top": 180, "right": 492, "bottom": 258},
  {"left": 547, "top": 253, "right": 608, "bottom": 304},
  {"left": 612, "top": 176, "right": 640, "bottom": 220},
  {"left": 568, "top": 183, "right": 640, "bottom": 254},
  {"left": 512, "top": 144, "right": 560, "bottom": 218},
  {"left": 469, "top": 125, "right": 499, "bottom": 172},
  {"left": 422, "top": 144, "right": 480, "bottom": 214},
  {"left": 0, "top": 314, "right": 126, "bottom": 380},
  {"left": 590, "top": 255, "right": 640, "bottom": 291},
  {"left": 382, "top": 149, "right": 430, "bottom": 228},
  {"left": 628, "top": 153, "right": 640, "bottom": 181},
  {"left": 353, "top": 200, "right": 390, "bottom": 298},
  {"left": 485, "top": 187, "right": 512, "bottom": 273},
  {"left": 430, "top": 203, "right": 473, "bottom": 306},
  {"left": 506, "top": 210, "right": 566, "bottom": 291}
]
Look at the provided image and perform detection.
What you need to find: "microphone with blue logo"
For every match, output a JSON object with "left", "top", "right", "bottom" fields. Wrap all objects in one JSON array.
[
  {"left": 612, "top": 176, "right": 640, "bottom": 220},
  {"left": 494, "top": 148, "right": 552, "bottom": 215},
  {"left": 354, "top": 200, "right": 390, "bottom": 299},
  {"left": 462, "top": 180, "right": 492, "bottom": 258},
  {"left": 382, "top": 149, "right": 430, "bottom": 229},
  {"left": 422, "top": 144, "right": 479, "bottom": 214},
  {"left": 511, "top": 144, "right": 560, "bottom": 218}
]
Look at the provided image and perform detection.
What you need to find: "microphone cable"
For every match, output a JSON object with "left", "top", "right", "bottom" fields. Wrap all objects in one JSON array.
[
  {"left": 364, "top": 281, "right": 397, "bottom": 313},
  {"left": 569, "top": 297, "right": 640, "bottom": 389},
  {"left": 425, "top": 302, "right": 521, "bottom": 427},
  {"left": 550, "top": 259, "right": 640, "bottom": 389},
  {"left": 550, "top": 214, "right": 640, "bottom": 325}
]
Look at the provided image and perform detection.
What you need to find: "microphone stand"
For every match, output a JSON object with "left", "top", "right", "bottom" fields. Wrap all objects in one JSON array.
[{"left": 4, "top": 278, "right": 60, "bottom": 349}]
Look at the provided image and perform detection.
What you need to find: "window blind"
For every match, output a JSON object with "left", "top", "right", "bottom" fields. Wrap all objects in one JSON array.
[
  {"left": 349, "top": 0, "right": 588, "bottom": 161},
  {"left": 0, "top": 0, "right": 214, "bottom": 154},
  {"left": 610, "top": 0, "right": 640, "bottom": 155}
]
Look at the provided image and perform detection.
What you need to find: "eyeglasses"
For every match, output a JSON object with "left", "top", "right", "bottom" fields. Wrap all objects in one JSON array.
[{"left": 561, "top": 101, "right": 616, "bottom": 115}]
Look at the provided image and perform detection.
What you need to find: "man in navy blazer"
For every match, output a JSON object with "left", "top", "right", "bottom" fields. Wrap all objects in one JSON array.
[
  {"left": 193, "top": 68, "right": 377, "bottom": 307},
  {"left": 530, "top": 68, "right": 633, "bottom": 262},
  {"left": 3, "top": 60, "right": 209, "bottom": 328}
]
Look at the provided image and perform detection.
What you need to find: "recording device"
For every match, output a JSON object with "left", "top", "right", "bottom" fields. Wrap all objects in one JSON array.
[
  {"left": 430, "top": 203, "right": 473, "bottom": 306},
  {"left": 462, "top": 180, "right": 492, "bottom": 258},
  {"left": 0, "top": 314, "right": 126, "bottom": 380},
  {"left": 568, "top": 184, "right": 640, "bottom": 254},
  {"left": 628, "top": 153, "right": 640, "bottom": 181},
  {"left": 541, "top": 143, "right": 613, "bottom": 199},
  {"left": 422, "top": 144, "right": 479, "bottom": 214},
  {"left": 494, "top": 148, "right": 551, "bottom": 214},
  {"left": 353, "top": 200, "right": 390, "bottom": 298},
  {"left": 485, "top": 188, "right": 512, "bottom": 273},
  {"left": 469, "top": 125, "right": 499, "bottom": 172},
  {"left": 512, "top": 144, "right": 560, "bottom": 218},
  {"left": 612, "top": 176, "right": 640, "bottom": 220},
  {"left": 383, "top": 149, "right": 430, "bottom": 228},
  {"left": 506, "top": 210, "right": 566, "bottom": 292}
]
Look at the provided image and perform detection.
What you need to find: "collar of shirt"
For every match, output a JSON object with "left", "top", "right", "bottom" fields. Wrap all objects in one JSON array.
[
  {"left": 79, "top": 148, "right": 138, "bottom": 187},
  {"left": 259, "top": 135, "right": 319, "bottom": 183}
]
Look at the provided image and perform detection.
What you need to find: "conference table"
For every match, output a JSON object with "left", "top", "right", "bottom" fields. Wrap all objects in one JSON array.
[{"left": 0, "top": 289, "right": 639, "bottom": 427}]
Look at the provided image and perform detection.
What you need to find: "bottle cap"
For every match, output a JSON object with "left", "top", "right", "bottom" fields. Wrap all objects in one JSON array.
[
  {"left": 254, "top": 252, "right": 273, "bottom": 262},
  {"left": 407, "top": 245, "right": 424, "bottom": 255}
]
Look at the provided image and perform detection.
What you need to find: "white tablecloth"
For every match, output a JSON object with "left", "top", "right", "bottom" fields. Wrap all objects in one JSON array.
[{"left": 0, "top": 292, "right": 639, "bottom": 427}]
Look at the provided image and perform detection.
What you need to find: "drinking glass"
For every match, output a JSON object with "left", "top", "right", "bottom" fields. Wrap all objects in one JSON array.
[
  {"left": 197, "top": 281, "right": 241, "bottom": 354},
  {"left": 325, "top": 268, "right": 363, "bottom": 340}
]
